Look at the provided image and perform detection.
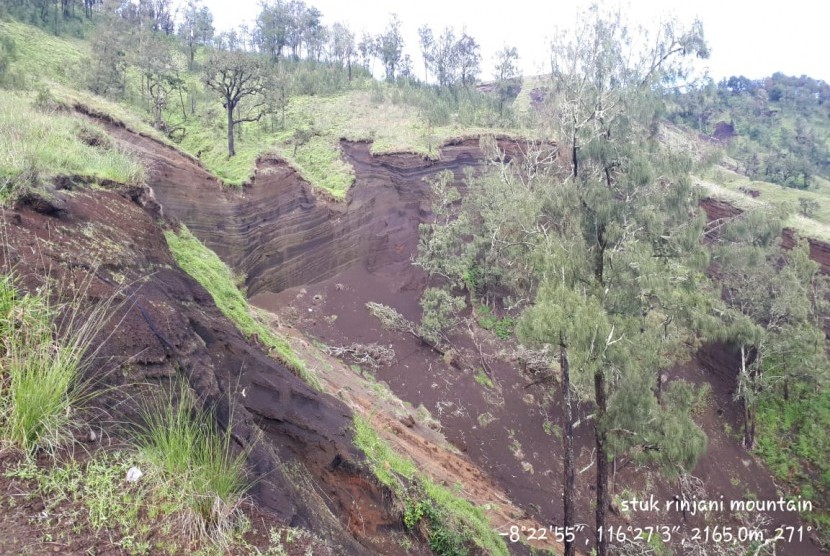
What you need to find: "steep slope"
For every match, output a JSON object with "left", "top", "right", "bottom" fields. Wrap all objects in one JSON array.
[
  {"left": 107, "top": 116, "right": 826, "bottom": 554},
  {"left": 0, "top": 184, "right": 391, "bottom": 555}
]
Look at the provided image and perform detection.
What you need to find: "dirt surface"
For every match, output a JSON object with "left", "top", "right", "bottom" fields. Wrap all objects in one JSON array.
[
  {"left": 0, "top": 182, "right": 404, "bottom": 555},
  {"left": 11, "top": 111, "right": 828, "bottom": 554},
  {"left": 244, "top": 148, "right": 826, "bottom": 555}
]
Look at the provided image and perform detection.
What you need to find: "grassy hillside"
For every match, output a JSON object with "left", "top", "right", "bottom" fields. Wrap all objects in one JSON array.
[
  {"left": 1, "top": 17, "right": 521, "bottom": 199},
  {"left": 0, "top": 92, "right": 145, "bottom": 201}
]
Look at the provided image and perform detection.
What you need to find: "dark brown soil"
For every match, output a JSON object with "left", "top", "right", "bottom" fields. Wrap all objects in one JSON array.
[
  {"left": 5, "top": 110, "right": 828, "bottom": 555},
  {"left": 245, "top": 148, "right": 826, "bottom": 555},
  {"left": 0, "top": 181, "right": 405, "bottom": 554}
]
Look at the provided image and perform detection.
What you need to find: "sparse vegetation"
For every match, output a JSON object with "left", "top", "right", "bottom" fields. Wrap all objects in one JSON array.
[
  {"left": 164, "top": 226, "right": 318, "bottom": 389},
  {"left": 353, "top": 415, "right": 508, "bottom": 556},
  {"left": 473, "top": 369, "right": 494, "bottom": 389}
]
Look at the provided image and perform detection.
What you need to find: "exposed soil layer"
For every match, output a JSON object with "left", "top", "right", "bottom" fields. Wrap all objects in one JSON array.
[
  {"left": 0, "top": 184, "right": 407, "bottom": 555},
  {"left": 105, "top": 123, "right": 508, "bottom": 299},
  {"left": 67, "top": 118, "right": 830, "bottom": 555},
  {"left": 246, "top": 161, "right": 826, "bottom": 555}
]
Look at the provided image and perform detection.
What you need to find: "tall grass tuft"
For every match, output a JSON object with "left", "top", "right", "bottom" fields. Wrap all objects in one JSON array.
[
  {"left": 0, "top": 272, "right": 116, "bottom": 456},
  {"left": 135, "top": 382, "right": 249, "bottom": 547}
]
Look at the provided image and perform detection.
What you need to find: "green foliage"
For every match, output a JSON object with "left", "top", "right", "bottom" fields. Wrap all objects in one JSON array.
[
  {"left": 0, "top": 273, "right": 115, "bottom": 456},
  {"left": 164, "top": 227, "right": 318, "bottom": 389},
  {"left": 0, "top": 33, "right": 17, "bottom": 86},
  {"left": 475, "top": 304, "right": 514, "bottom": 340},
  {"left": 713, "top": 221, "right": 830, "bottom": 448},
  {"left": 652, "top": 380, "right": 709, "bottom": 472},
  {"left": 756, "top": 389, "right": 830, "bottom": 543},
  {"left": 799, "top": 197, "right": 820, "bottom": 217},
  {"left": 353, "top": 416, "right": 508, "bottom": 556},
  {"left": 0, "top": 92, "right": 145, "bottom": 201},
  {"left": 670, "top": 73, "right": 830, "bottom": 188},
  {"left": 135, "top": 382, "right": 248, "bottom": 544},
  {"left": 473, "top": 369, "right": 494, "bottom": 389},
  {"left": 418, "top": 287, "right": 465, "bottom": 346}
]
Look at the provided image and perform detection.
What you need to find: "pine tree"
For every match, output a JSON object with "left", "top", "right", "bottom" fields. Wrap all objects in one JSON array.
[{"left": 527, "top": 5, "right": 708, "bottom": 555}]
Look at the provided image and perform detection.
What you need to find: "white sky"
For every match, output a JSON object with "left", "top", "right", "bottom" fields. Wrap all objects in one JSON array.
[{"left": 199, "top": 0, "right": 830, "bottom": 83}]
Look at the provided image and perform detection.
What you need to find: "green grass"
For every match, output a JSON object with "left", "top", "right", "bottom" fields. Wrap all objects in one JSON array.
[
  {"left": 696, "top": 172, "right": 830, "bottom": 243},
  {"left": 135, "top": 382, "right": 249, "bottom": 547},
  {"left": 474, "top": 370, "right": 494, "bottom": 389},
  {"left": 3, "top": 17, "right": 526, "bottom": 199},
  {"left": 476, "top": 304, "right": 515, "bottom": 340},
  {"left": 0, "top": 92, "right": 145, "bottom": 199},
  {"left": 0, "top": 273, "right": 114, "bottom": 456},
  {"left": 0, "top": 19, "right": 88, "bottom": 87},
  {"left": 353, "top": 415, "right": 508, "bottom": 556},
  {"left": 164, "top": 226, "right": 319, "bottom": 389},
  {"left": 705, "top": 166, "right": 830, "bottom": 223},
  {"left": 172, "top": 87, "right": 521, "bottom": 198},
  {"left": 756, "top": 390, "right": 830, "bottom": 546}
]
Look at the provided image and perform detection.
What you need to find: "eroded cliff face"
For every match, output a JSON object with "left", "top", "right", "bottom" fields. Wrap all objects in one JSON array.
[
  {"left": 90, "top": 124, "right": 829, "bottom": 555},
  {"left": 1, "top": 184, "right": 396, "bottom": 555},
  {"left": 107, "top": 127, "right": 500, "bottom": 298}
]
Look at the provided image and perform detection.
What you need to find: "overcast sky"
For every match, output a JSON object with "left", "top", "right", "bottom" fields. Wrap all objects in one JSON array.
[{"left": 198, "top": 0, "right": 829, "bottom": 83}]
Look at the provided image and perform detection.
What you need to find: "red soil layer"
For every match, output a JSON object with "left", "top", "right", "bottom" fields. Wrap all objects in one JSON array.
[
  {"left": 0, "top": 183, "right": 405, "bottom": 555},
  {"left": 65, "top": 120, "right": 827, "bottom": 554}
]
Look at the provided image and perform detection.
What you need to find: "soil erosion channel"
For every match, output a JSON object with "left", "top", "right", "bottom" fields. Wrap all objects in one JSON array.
[{"left": 124, "top": 129, "right": 823, "bottom": 555}]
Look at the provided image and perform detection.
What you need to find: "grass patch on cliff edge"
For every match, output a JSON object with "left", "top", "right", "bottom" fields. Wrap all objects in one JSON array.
[
  {"left": 0, "top": 92, "right": 145, "bottom": 203},
  {"left": 164, "top": 226, "right": 319, "bottom": 390},
  {"left": 353, "top": 415, "right": 508, "bottom": 556}
]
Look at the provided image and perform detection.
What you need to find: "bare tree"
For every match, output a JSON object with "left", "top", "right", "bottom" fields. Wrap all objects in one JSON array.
[{"left": 203, "top": 50, "right": 265, "bottom": 157}]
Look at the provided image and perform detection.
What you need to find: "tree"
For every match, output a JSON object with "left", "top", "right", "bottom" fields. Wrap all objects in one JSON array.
[
  {"left": 357, "top": 32, "right": 375, "bottom": 72},
  {"left": 429, "top": 27, "right": 458, "bottom": 89},
  {"left": 536, "top": 6, "right": 708, "bottom": 555},
  {"left": 135, "top": 31, "right": 185, "bottom": 130},
  {"left": 548, "top": 4, "right": 708, "bottom": 179},
  {"left": 301, "top": 6, "right": 326, "bottom": 61},
  {"left": 120, "top": 0, "right": 175, "bottom": 35},
  {"left": 0, "top": 35, "right": 17, "bottom": 86},
  {"left": 329, "top": 22, "right": 355, "bottom": 78},
  {"left": 454, "top": 31, "right": 481, "bottom": 87},
  {"left": 376, "top": 14, "right": 403, "bottom": 81},
  {"left": 493, "top": 45, "right": 520, "bottom": 114},
  {"left": 178, "top": 0, "right": 213, "bottom": 68},
  {"left": 417, "top": 24, "right": 433, "bottom": 83},
  {"left": 203, "top": 50, "right": 265, "bottom": 157},
  {"left": 284, "top": 0, "right": 306, "bottom": 60},
  {"left": 712, "top": 212, "right": 829, "bottom": 448},
  {"left": 254, "top": 0, "right": 289, "bottom": 62},
  {"left": 87, "top": 4, "right": 129, "bottom": 98}
]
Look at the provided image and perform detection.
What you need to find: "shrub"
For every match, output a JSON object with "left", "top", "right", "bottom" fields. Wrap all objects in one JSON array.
[
  {"left": 799, "top": 197, "right": 820, "bottom": 218},
  {"left": 418, "top": 288, "right": 465, "bottom": 346}
]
